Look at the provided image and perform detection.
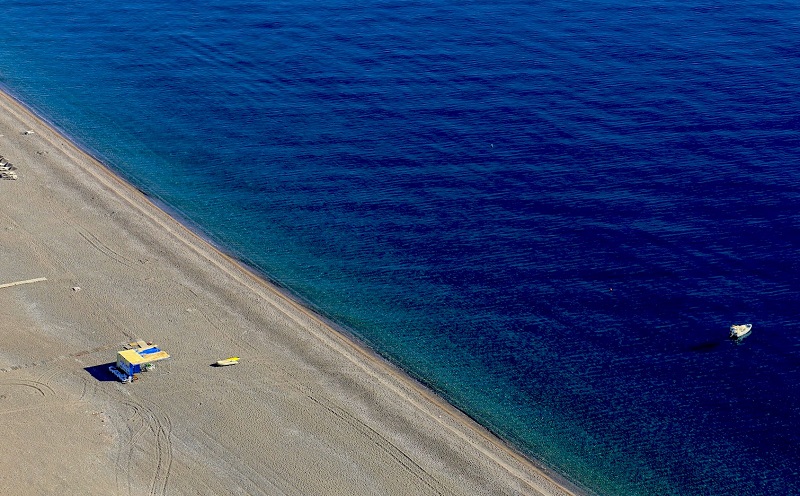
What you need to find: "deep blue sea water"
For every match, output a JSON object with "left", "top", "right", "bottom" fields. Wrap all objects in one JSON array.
[{"left": 1, "top": 1, "right": 799, "bottom": 494}]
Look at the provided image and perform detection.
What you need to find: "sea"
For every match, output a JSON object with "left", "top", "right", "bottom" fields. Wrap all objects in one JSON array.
[{"left": 1, "top": 1, "right": 798, "bottom": 494}]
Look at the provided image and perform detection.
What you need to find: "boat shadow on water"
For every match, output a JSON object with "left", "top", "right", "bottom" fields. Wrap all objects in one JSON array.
[
  {"left": 689, "top": 335, "right": 752, "bottom": 352},
  {"left": 689, "top": 341, "right": 724, "bottom": 352}
]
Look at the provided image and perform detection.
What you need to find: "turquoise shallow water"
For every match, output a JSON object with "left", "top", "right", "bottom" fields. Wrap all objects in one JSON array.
[{"left": 1, "top": 1, "right": 799, "bottom": 494}]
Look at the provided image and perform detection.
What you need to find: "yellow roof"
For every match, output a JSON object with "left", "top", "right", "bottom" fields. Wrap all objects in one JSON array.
[{"left": 118, "top": 349, "right": 171, "bottom": 364}]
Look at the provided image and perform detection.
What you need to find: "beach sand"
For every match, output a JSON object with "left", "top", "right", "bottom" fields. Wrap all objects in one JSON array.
[{"left": 0, "top": 89, "right": 579, "bottom": 496}]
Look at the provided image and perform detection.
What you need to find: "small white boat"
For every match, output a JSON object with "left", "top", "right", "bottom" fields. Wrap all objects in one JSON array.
[
  {"left": 729, "top": 324, "right": 752, "bottom": 340},
  {"left": 215, "top": 356, "right": 240, "bottom": 366}
]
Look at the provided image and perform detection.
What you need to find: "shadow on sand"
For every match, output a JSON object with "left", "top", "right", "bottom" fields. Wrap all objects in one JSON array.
[{"left": 83, "top": 362, "right": 118, "bottom": 382}]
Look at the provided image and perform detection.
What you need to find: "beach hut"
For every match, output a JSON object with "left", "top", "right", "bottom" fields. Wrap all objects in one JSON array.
[{"left": 109, "top": 345, "right": 170, "bottom": 383}]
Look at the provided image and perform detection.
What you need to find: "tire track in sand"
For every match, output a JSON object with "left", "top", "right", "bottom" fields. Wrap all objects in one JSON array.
[
  {"left": 78, "top": 229, "right": 137, "bottom": 268},
  {"left": 116, "top": 398, "right": 174, "bottom": 496},
  {"left": 297, "top": 383, "right": 454, "bottom": 496}
]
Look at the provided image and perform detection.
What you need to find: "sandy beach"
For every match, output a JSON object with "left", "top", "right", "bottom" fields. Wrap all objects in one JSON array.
[{"left": 0, "top": 89, "right": 580, "bottom": 496}]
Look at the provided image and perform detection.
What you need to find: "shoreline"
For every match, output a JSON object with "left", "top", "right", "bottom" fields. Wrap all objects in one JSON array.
[{"left": 0, "top": 87, "right": 585, "bottom": 495}]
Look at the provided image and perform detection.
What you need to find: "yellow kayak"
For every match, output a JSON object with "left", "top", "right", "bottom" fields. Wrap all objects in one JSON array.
[{"left": 215, "top": 356, "right": 240, "bottom": 366}]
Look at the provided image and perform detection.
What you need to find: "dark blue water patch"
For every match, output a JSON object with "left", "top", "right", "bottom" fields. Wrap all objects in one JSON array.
[{"left": 1, "top": 0, "right": 799, "bottom": 494}]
